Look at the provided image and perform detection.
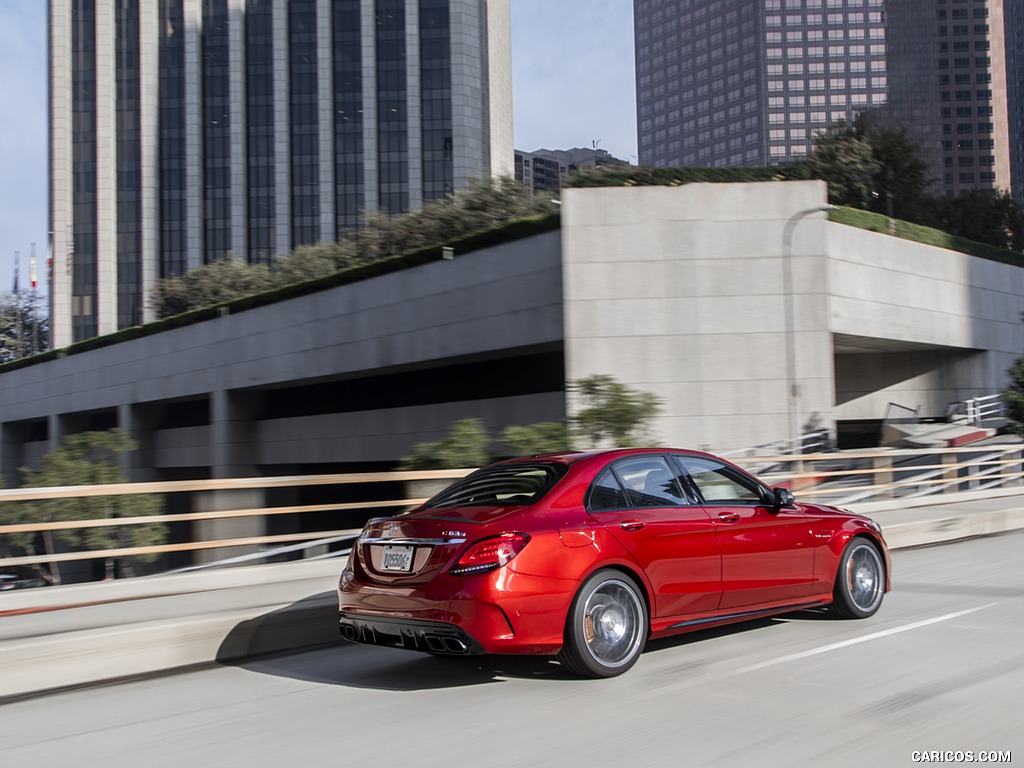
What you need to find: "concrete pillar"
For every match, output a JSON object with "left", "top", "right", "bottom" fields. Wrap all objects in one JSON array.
[
  {"left": 117, "top": 403, "right": 160, "bottom": 482},
  {"left": 194, "top": 390, "right": 266, "bottom": 564},
  {"left": 1, "top": 423, "right": 20, "bottom": 488},
  {"left": 48, "top": 414, "right": 71, "bottom": 456}
]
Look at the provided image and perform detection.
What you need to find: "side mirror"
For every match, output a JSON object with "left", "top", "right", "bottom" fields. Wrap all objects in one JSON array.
[{"left": 771, "top": 487, "right": 796, "bottom": 511}]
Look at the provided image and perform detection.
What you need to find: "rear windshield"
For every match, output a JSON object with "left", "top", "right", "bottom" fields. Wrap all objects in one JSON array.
[{"left": 423, "top": 462, "right": 568, "bottom": 508}]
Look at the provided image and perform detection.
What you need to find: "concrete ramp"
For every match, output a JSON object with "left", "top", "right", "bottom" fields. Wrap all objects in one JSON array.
[{"left": 883, "top": 422, "right": 997, "bottom": 448}]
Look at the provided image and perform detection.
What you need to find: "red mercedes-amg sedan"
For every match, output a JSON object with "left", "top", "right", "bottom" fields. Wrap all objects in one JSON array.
[{"left": 338, "top": 448, "right": 890, "bottom": 677}]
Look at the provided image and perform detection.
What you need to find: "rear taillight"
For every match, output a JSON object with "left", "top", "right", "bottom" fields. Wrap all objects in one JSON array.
[{"left": 450, "top": 533, "right": 530, "bottom": 576}]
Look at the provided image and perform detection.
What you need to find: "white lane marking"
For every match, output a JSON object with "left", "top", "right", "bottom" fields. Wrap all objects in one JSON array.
[{"left": 735, "top": 603, "right": 998, "bottom": 674}]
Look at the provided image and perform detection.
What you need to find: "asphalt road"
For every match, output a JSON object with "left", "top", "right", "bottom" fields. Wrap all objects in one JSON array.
[{"left": 3, "top": 532, "right": 1022, "bottom": 768}]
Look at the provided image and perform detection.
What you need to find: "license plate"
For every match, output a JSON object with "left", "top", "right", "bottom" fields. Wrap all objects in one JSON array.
[{"left": 380, "top": 544, "right": 414, "bottom": 572}]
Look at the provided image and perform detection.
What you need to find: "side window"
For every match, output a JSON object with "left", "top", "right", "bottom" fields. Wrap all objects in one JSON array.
[
  {"left": 612, "top": 456, "right": 692, "bottom": 508},
  {"left": 587, "top": 468, "right": 629, "bottom": 511},
  {"left": 675, "top": 456, "right": 765, "bottom": 505}
]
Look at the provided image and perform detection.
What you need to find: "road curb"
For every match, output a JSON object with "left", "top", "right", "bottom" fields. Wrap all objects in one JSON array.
[{"left": 873, "top": 505, "right": 1024, "bottom": 550}]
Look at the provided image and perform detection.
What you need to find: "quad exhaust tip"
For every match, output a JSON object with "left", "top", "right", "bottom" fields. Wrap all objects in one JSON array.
[
  {"left": 425, "top": 635, "right": 469, "bottom": 655},
  {"left": 340, "top": 622, "right": 470, "bottom": 655}
]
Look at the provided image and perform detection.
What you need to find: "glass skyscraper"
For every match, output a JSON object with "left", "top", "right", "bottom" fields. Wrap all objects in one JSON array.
[
  {"left": 886, "top": 0, "right": 1012, "bottom": 199},
  {"left": 635, "top": 0, "right": 889, "bottom": 169},
  {"left": 634, "top": 0, "right": 1014, "bottom": 203},
  {"left": 49, "top": 0, "right": 513, "bottom": 346}
]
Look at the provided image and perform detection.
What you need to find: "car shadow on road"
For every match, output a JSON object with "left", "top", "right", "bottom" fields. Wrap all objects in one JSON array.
[
  {"left": 641, "top": 612, "right": 817, "bottom": 656},
  {"left": 217, "top": 594, "right": 836, "bottom": 692},
  {"left": 215, "top": 592, "right": 575, "bottom": 691}
]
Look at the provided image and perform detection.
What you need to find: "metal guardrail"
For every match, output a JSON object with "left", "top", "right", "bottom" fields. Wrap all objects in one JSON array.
[
  {"left": 1, "top": 445, "right": 1023, "bottom": 579},
  {"left": 964, "top": 394, "right": 1005, "bottom": 426},
  {"left": 718, "top": 429, "right": 832, "bottom": 460}
]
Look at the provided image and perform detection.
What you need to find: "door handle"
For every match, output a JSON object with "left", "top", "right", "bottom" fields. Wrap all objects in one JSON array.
[
  {"left": 717, "top": 512, "right": 741, "bottom": 523},
  {"left": 620, "top": 520, "right": 646, "bottom": 532}
]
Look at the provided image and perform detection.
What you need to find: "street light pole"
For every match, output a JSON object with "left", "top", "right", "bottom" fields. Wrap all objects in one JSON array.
[{"left": 782, "top": 205, "right": 834, "bottom": 454}]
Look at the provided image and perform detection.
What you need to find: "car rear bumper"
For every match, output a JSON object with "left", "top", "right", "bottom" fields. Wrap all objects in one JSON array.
[
  {"left": 338, "top": 612, "right": 486, "bottom": 655},
  {"left": 337, "top": 568, "right": 575, "bottom": 655}
]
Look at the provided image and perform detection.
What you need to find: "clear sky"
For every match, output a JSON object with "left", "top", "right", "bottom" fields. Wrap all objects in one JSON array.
[{"left": 0, "top": 1, "right": 637, "bottom": 296}]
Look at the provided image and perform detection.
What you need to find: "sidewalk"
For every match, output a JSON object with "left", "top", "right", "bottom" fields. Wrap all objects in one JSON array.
[{"left": 2, "top": 490, "right": 1023, "bottom": 701}]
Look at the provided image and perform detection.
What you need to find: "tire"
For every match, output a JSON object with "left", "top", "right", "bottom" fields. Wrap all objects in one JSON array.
[
  {"left": 558, "top": 570, "right": 648, "bottom": 678},
  {"left": 829, "top": 538, "right": 885, "bottom": 619}
]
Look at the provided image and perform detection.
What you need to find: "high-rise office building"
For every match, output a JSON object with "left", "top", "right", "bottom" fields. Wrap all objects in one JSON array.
[
  {"left": 48, "top": 0, "right": 512, "bottom": 346},
  {"left": 1003, "top": 1, "right": 1024, "bottom": 205},
  {"left": 635, "top": 0, "right": 889, "bottom": 169},
  {"left": 635, "top": 0, "right": 1014, "bottom": 202},
  {"left": 886, "top": 0, "right": 1011, "bottom": 198},
  {"left": 514, "top": 147, "right": 629, "bottom": 193}
]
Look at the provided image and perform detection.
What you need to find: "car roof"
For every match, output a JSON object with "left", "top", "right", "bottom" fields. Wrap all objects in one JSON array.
[{"left": 494, "top": 447, "right": 719, "bottom": 466}]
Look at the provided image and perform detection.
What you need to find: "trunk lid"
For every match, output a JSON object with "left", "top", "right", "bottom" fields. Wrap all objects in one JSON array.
[{"left": 355, "top": 504, "right": 528, "bottom": 585}]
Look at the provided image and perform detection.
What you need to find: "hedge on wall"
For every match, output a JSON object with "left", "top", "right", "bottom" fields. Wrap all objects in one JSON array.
[
  {"left": 0, "top": 212, "right": 562, "bottom": 373},
  {"left": 564, "top": 164, "right": 814, "bottom": 188},
  {"left": 828, "top": 207, "right": 1024, "bottom": 268}
]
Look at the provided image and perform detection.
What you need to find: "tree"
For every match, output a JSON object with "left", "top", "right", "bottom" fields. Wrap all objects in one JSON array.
[
  {"left": 271, "top": 242, "right": 346, "bottom": 285},
  {"left": 857, "top": 117, "right": 932, "bottom": 220},
  {"left": 399, "top": 377, "right": 664, "bottom": 469},
  {"left": 0, "top": 429, "right": 166, "bottom": 583},
  {"left": 0, "top": 290, "right": 49, "bottom": 362},
  {"left": 921, "top": 189, "right": 1024, "bottom": 252},
  {"left": 808, "top": 115, "right": 931, "bottom": 218},
  {"left": 808, "top": 119, "right": 879, "bottom": 209},
  {"left": 150, "top": 256, "right": 276, "bottom": 317},
  {"left": 571, "top": 374, "right": 663, "bottom": 448},
  {"left": 399, "top": 419, "right": 492, "bottom": 470},
  {"left": 501, "top": 422, "right": 572, "bottom": 457},
  {"left": 1003, "top": 356, "right": 1024, "bottom": 438},
  {"left": 149, "top": 177, "right": 556, "bottom": 318}
]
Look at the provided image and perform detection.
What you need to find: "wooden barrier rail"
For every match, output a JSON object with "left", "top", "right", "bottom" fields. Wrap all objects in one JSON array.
[{"left": 1, "top": 446, "right": 1022, "bottom": 572}]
